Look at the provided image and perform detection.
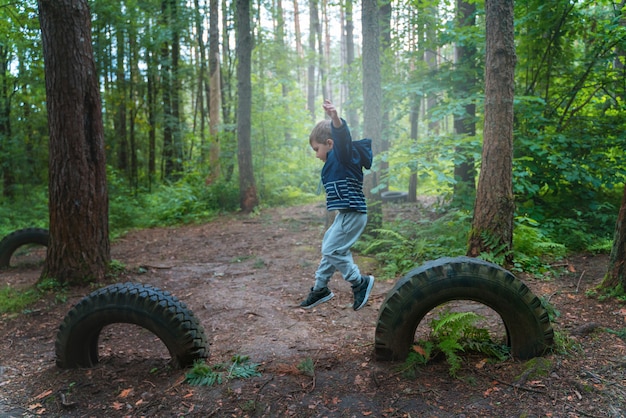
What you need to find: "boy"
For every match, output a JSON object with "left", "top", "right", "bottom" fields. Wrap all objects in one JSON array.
[{"left": 300, "top": 99, "right": 374, "bottom": 311}]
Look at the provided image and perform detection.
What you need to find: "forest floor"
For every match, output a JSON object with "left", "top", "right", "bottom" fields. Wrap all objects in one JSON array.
[{"left": 0, "top": 202, "right": 625, "bottom": 417}]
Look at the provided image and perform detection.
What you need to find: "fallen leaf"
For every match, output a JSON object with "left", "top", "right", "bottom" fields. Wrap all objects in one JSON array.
[
  {"left": 27, "top": 403, "right": 42, "bottom": 411},
  {"left": 412, "top": 345, "right": 427, "bottom": 357},
  {"left": 112, "top": 401, "right": 124, "bottom": 410},
  {"left": 118, "top": 388, "right": 133, "bottom": 398}
]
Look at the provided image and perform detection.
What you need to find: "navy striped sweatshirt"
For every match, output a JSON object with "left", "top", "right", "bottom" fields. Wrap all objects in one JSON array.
[{"left": 321, "top": 119, "right": 372, "bottom": 213}]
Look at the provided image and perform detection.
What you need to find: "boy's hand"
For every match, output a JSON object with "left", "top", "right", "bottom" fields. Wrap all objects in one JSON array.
[{"left": 323, "top": 99, "right": 342, "bottom": 128}]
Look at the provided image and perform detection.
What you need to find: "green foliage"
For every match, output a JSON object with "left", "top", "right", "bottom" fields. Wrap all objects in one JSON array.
[
  {"left": 0, "top": 278, "right": 67, "bottom": 314},
  {"left": 185, "top": 355, "right": 261, "bottom": 387},
  {"left": 107, "top": 169, "right": 240, "bottom": 234},
  {"left": 296, "top": 357, "right": 315, "bottom": 377},
  {"left": 0, "top": 186, "right": 49, "bottom": 238},
  {"left": 510, "top": 217, "right": 567, "bottom": 275},
  {"left": 590, "top": 283, "right": 626, "bottom": 302},
  {"left": 0, "top": 286, "right": 41, "bottom": 315},
  {"left": 604, "top": 327, "right": 626, "bottom": 342},
  {"left": 401, "top": 309, "right": 510, "bottom": 378},
  {"left": 357, "top": 210, "right": 471, "bottom": 279},
  {"left": 551, "top": 330, "right": 583, "bottom": 356}
]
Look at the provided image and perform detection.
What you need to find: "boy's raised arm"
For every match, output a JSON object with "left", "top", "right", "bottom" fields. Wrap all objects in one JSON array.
[{"left": 323, "top": 99, "right": 343, "bottom": 128}]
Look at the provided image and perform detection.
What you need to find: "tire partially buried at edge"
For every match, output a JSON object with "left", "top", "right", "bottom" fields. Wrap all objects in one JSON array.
[
  {"left": 375, "top": 256, "right": 554, "bottom": 361},
  {"left": 56, "top": 282, "right": 209, "bottom": 369},
  {"left": 0, "top": 228, "right": 49, "bottom": 268}
]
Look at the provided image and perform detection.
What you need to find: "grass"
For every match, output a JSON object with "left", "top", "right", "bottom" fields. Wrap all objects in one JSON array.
[{"left": 0, "top": 278, "right": 67, "bottom": 315}]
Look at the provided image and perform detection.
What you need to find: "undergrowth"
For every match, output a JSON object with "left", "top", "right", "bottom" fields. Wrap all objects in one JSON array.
[
  {"left": 397, "top": 309, "right": 510, "bottom": 378},
  {"left": 0, "top": 278, "right": 67, "bottom": 315},
  {"left": 357, "top": 208, "right": 576, "bottom": 280},
  {"left": 185, "top": 355, "right": 261, "bottom": 387}
]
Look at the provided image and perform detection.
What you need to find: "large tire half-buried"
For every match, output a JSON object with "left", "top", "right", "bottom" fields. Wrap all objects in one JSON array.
[
  {"left": 375, "top": 256, "right": 554, "bottom": 361},
  {"left": 56, "top": 282, "right": 209, "bottom": 369},
  {"left": 0, "top": 228, "right": 49, "bottom": 268}
]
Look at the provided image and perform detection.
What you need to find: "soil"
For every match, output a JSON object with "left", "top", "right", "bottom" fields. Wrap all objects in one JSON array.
[{"left": 0, "top": 202, "right": 625, "bottom": 418}]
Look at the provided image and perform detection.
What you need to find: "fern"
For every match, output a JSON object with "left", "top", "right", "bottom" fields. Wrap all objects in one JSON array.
[
  {"left": 402, "top": 309, "right": 510, "bottom": 378},
  {"left": 186, "top": 355, "right": 261, "bottom": 387},
  {"left": 227, "top": 355, "right": 262, "bottom": 379},
  {"left": 185, "top": 361, "right": 224, "bottom": 387}
]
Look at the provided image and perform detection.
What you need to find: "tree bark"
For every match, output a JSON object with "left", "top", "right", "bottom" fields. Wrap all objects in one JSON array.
[
  {"left": 467, "top": 0, "right": 516, "bottom": 262},
  {"left": 603, "top": 183, "right": 626, "bottom": 289},
  {"left": 38, "top": 0, "right": 110, "bottom": 284},
  {"left": 236, "top": 0, "right": 258, "bottom": 213},
  {"left": 307, "top": 0, "right": 320, "bottom": 120},
  {"left": 362, "top": 0, "right": 382, "bottom": 229},
  {"left": 452, "top": 0, "right": 477, "bottom": 206},
  {"left": 0, "top": 45, "right": 15, "bottom": 198},
  {"left": 603, "top": 3, "right": 626, "bottom": 290},
  {"left": 209, "top": 0, "right": 221, "bottom": 180},
  {"left": 343, "top": 0, "right": 358, "bottom": 130}
]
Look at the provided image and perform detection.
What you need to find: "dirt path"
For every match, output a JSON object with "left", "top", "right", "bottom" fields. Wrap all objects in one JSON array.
[{"left": 1, "top": 203, "right": 625, "bottom": 417}]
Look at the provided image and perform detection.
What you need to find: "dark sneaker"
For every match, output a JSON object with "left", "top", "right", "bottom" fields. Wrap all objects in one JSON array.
[
  {"left": 300, "top": 287, "right": 334, "bottom": 309},
  {"left": 352, "top": 275, "right": 374, "bottom": 311}
]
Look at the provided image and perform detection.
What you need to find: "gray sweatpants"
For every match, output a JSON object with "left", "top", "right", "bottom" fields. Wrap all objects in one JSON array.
[{"left": 313, "top": 211, "right": 367, "bottom": 290}]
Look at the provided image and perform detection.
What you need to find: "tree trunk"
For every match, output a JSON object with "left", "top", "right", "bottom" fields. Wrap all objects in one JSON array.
[
  {"left": 193, "top": 0, "right": 208, "bottom": 163},
  {"left": 129, "top": 25, "right": 139, "bottom": 190},
  {"left": 293, "top": 0, "right": 303, "bottom": 83},
  {"left": 209, "top": 0, "right": 221, "bottom": 180},
  {"left": 236, "top": 0, "right": 258, "bottom": 213},
  {"left": 115, "top": 24, "right": 128, "bottom": 175},
  {"left": 602, "top": 3, "right": 626, "bottom": 290},
  {"left": 603, "top": 183, "right": 626, "bottom": 289},
  {"left": 452, "top": 0, "right": 477, "bottom": 206},
  {"left": 343, "top": 0, "right": 358, "bottom": 130},
  {"left": 379, "top": 0, "right": 391, "bottom": 194},
  {"left": 307, "top": 0, "right": 319, "bottom": 120},
  {"left": 467, "top": 0, "right": 516, "bottom": 262},
  {"left": 147, "top": 47, "right": 157, "bottom": 190},
  {"left": 362, "top": 0, "right": 382, "bottom": 229},
  {"left": 0, "top": 45, "right": 15, "bottom": 198},
  {"left": 38, "top": 0, "right": 110, "bottom": 284}
]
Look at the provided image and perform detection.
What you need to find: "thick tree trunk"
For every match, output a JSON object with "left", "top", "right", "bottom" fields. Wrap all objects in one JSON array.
[
  {"left": 362, "top": 0, "right": 382, "bottom": 229},
  {"left": 38, "top": 0, "right": 110, "bottom": 284},
  {"left": 602, "top": 2, "right": 626, "bottom": 290},
  {"left": 603, "top": 183, "right": 626, "bottom": 289},
  {"left": 236, "top": 0, "right": 258, "bottom": 213},
  {"left": 378, "top": 0, "right": 391, "bottom": 195},
  {"left": 467, "top": 0, "right": 516, "bottom": 262}
]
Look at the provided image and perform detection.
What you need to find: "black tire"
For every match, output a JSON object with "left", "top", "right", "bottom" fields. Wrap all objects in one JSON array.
[
  {"left": 381, "top": 191, "right": 408, "bottom": 203},
  {"left": 0, "top": 228, "right": 49, "bottom": 268},
  {"left": 375, "top": 256, "right": 554, "bottom": 361},
  {"left": 55, "top": 282, "right": 209, "bottom": 369}
]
